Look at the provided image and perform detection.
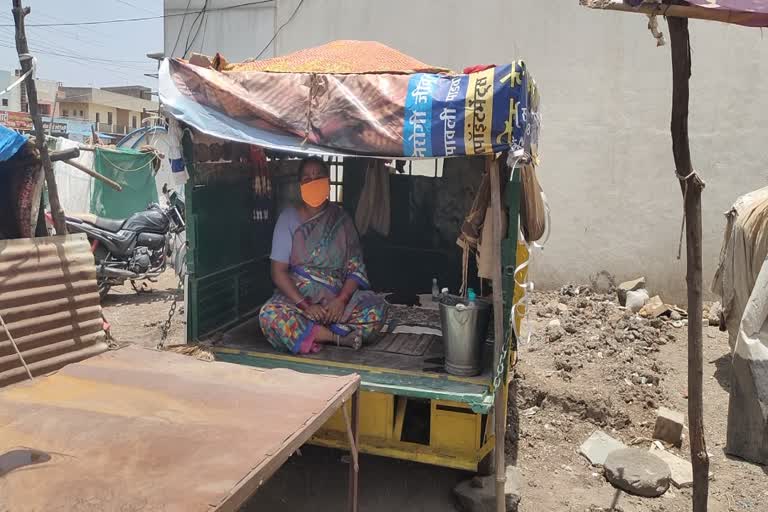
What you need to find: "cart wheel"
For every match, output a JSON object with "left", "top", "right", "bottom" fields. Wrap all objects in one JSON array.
[{"left": 477, "top": 449, "right": 494, "bottom": 476}]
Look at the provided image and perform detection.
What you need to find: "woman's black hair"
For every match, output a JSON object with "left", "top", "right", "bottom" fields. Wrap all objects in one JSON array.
[{"left": 298, "top": 157, "right": 330, "bottom": 179}]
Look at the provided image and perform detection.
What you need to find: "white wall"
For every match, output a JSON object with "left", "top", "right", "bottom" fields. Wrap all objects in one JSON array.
[
  {"left": 163, "top": 0, "right": 768, "bottom": 300},
  {"left": 272, "top": 0, "right": 768, "bottom": 300},
  {"left": 164, "top": 0, "right": 276, "bottom": 60}
]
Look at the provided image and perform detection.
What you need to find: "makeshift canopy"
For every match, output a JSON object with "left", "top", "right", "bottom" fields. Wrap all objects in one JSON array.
[{"left": 159, "top": 40, "right": 540, "bottom": 160}]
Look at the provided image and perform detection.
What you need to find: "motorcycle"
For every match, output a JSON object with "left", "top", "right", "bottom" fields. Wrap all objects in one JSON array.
[{"left": 50, "top": 185, "right": 186, "bottom": 298}]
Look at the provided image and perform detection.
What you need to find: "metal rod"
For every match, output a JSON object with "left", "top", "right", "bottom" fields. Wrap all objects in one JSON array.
[
  {"left": 342, "top": 402, "right": 360, "bottom": 473},
  {"left": 347, "top": 389, "right": 360, "bottom": 512},
  {"left": 0, "top": 311, "right": 34, "bottom": 381}
]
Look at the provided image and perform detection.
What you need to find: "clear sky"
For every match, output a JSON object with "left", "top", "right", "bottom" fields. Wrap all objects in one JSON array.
[{"left": 0, "top": 0, "right": 163, "bottom": 89}]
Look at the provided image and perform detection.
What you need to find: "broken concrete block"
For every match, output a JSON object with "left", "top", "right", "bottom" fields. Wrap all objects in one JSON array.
[
  {"left": 579, "top": 430, "right": 625, "bottom": 466},
  {"left": 604, "top": 448, "right": 671, "bottom": 497},
  {"left": 653, "top": 407, "right": 684, "bottom": 446},
  {"left": 453, "top": 466, "right": 522, "bottom": 512},
  {"left": 649, "top": 445, "right": 693, "bottom": 488},
  {"left": 625, "top": 289, "right": 650, "bottom": 313},
  {"left": 546, "top": 319, "right": 565, "bottom": 342},
  {"left": 707, "top": 301, "right": 722, "bottom": 327},
  {"left": 639, "top": 295, "right": 666, "bottom": 317},
  {"left": 617, "top": 277, "right": 646, "bottom": 305}
]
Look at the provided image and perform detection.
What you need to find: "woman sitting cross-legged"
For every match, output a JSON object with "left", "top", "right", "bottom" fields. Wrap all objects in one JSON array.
[{"left": 259, "top": 157, "right": 387, "bottom": 354}]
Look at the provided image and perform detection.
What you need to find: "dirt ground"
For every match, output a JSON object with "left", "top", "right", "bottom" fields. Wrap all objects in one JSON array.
[
  {"left": 102, "top": 273, "right": 768, "bottom": 511},
  {"left": 102, "top": 270, "right": 186, "bottom": 348}
]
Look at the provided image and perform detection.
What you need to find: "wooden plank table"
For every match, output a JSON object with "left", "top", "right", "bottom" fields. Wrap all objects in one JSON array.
[{"left": 0, "top": 345, "right": 360, "bottom": 512}]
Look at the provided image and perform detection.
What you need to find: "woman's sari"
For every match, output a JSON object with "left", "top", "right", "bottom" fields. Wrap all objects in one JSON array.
[{"left": 259, "top": 204, "right": 387, "bottom": 353}]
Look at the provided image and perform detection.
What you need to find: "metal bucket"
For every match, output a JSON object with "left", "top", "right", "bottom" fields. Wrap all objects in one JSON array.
[{"left": 439, "top": 296, "right": 492, "bottom": 376}]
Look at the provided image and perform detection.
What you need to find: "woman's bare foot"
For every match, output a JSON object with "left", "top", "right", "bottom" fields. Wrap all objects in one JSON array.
[{"left": 334, "top": 333, "right": 362, "bottom": 350}]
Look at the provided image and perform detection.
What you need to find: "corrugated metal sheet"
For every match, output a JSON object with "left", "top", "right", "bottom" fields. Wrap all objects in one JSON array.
[
  {"left": 0, "top": 234, "right": 107, "bottom": 387},
  {"left": 0, "top": 345, "right": 359, "bottom": 511}
]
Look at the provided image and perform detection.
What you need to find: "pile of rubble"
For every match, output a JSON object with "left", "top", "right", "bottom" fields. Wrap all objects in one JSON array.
[
  {"left": 511, "top": 274, "right": 721, "bottom": 507},
  {"left": 529, "top": 276, "right": 721, "bottom": 406}
]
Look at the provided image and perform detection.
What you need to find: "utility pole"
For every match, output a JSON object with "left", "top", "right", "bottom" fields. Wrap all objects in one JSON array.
[{"left": 11, "top": 0, "right": 67, "bottom": 235}]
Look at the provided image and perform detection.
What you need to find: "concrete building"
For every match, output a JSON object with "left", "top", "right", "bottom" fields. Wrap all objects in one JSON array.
[
  {"left": 59, "top": 86, "right": 158, "bottom": 137},
  {"left": 163, "top": 0, "right": 768, "bottom": 300},
  {"left": 0, "top": 69, "right": 60, "bottom": 115},
  {"left": 101, "top": 85, "right": 153, "bottom": 101}
]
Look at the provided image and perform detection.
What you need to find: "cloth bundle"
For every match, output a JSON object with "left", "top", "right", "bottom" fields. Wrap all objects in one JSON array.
[
  {"left": 355, "top": 159, "right": 391, "bottom": 236},
  {"left": 519, "top": 163, "right": 546, "bottom": 242}
]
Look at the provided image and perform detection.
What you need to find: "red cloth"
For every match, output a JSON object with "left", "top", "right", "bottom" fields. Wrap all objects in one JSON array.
[{"left": 463, "top": 64, "right": 496, "bottom": 74}]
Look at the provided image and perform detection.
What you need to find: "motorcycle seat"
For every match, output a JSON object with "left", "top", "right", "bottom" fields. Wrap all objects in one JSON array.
[{"left": 89, "top": 216, "right": 126, "bottom": 232}]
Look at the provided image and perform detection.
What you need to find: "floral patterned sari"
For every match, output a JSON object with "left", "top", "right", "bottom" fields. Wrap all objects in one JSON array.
[{"left": 259, "top": 204, "right": 387, "bottom": 353}]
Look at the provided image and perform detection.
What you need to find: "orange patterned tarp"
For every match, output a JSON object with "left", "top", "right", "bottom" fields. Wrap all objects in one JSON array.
[{"left": 222, "top": 40, "right": 450, "bottom": 75}]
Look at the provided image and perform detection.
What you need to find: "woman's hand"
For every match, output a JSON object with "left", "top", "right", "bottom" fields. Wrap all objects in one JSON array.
[
  {"left": 304, "top": 304, "right": 327, "bottom": 323},
  {"left": 324, "top": 297, "right": 347, "bottom": 324}
]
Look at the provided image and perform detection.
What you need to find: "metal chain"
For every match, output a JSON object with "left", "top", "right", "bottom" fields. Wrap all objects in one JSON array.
[
  {"left": 158, "top": 274, "right": 184, "bottom": 350},
  {"left": 101, "top": 313, "right": 119, "bottom": 350},
  {"left": 492, "top": 335, "right": 509, "bottom": 392}
]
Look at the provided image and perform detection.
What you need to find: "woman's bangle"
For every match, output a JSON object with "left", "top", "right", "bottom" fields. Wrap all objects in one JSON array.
[{"left": 295, "top": 298, "right": 310, "bottom": 310}]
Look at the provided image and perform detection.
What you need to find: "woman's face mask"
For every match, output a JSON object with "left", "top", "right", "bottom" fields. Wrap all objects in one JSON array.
[{"left": 300, "top": 177, "right": 330, "bottom": 207}]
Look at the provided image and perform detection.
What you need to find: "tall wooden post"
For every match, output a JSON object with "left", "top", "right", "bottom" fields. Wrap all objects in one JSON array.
[
  {"left": 488, "top": 156, "right": 506, "bottom": 512},
  {"left": 667, "top": 15, "right": 709, "bottom": 511},
  {"left": 11, "top": 0, "right": 67, "bottom": 235}
]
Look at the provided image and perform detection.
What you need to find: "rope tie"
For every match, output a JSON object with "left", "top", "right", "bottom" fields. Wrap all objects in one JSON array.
[{"left": 676, "top": 169, "right": 699, "bottom": 260}]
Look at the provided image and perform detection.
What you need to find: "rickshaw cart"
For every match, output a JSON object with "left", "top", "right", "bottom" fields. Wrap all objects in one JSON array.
[{"left": 159, "top": 41, "right": 541, "bottom": 509}]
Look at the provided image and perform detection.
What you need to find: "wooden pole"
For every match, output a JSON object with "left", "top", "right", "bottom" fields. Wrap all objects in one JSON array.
[
  {"left": 61, "top": 159, "right": 123, "bottom": 192},
  {"left": 49, "top": 147, "right": 79, "bottom": 162},
  {"left": 11, "top": 0, "right": 67, "bottom": 235},
  {"left": 488, "top": 156, "right": 506, "bottom": 512},
  {"left": 667, "top": 15, "right": 709, "bottom": 512},
  {"left": 48, "top": 83, "right": 58, "bottom": 136}
]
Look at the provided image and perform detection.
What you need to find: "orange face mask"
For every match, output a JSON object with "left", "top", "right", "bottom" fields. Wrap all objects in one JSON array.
[{"left": 300, "top": 177, "right": 330, "bottom": 207}]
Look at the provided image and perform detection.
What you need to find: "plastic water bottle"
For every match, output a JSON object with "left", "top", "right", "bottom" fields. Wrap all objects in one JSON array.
[
  {"left": 467, "top": 288, "right": 477, "bottom": 305},
  {"left": 432, "top": 278, "right": 439, "bottom": 302}
]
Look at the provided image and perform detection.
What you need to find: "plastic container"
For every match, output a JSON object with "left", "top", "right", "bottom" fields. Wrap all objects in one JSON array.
[{"left": 438, "top": 294, "right": 492, "bottom": 376}]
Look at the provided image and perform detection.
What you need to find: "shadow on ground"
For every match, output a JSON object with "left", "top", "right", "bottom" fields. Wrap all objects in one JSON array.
[
  {"left": 101, "top": 286, "right": 180, "bottom": 307},
  {"left": 711, "top": 352, "right": 731, "bottom": 392},
  {"left": 243, "top": 445, "right": 467, "bottom": 512}
]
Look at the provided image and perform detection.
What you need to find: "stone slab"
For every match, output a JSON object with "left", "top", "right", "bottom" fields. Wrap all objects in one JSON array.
[{"left": 579, "top": 430, "right": 626, "bottom": 466}]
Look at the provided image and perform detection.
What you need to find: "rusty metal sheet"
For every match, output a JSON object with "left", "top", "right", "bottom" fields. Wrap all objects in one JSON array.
[
  {"left": 0, "top": 345, "right": 360, "bottom": 512},
  {"left": 581, "top": 0, "right": 768, "bottom": 28},
  {"left": 0, "top": 234, "right": 107, "bottom": 387}
]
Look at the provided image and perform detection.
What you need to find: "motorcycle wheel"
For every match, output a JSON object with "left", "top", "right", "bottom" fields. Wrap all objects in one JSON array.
[{"left": 97, "top": 277, "right": 111, "bottom": 300}]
